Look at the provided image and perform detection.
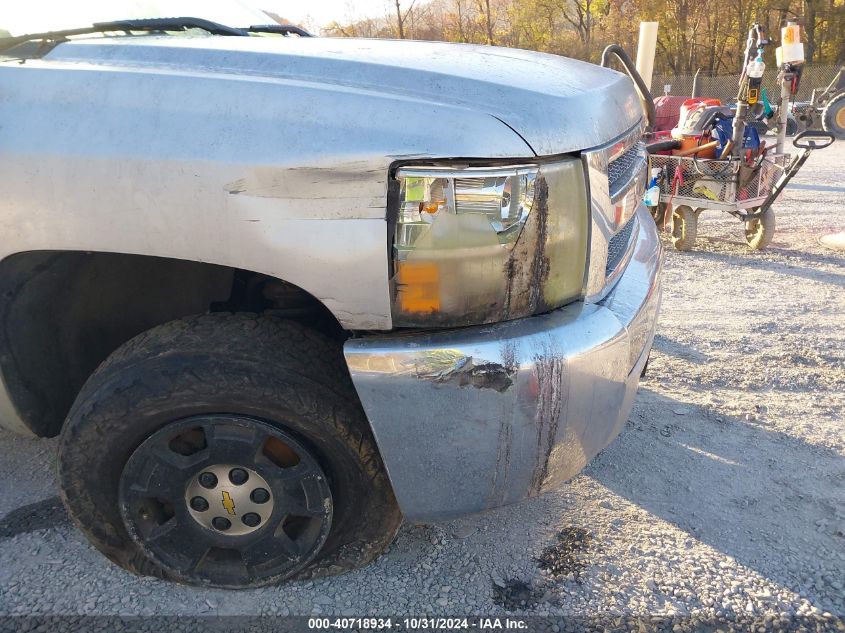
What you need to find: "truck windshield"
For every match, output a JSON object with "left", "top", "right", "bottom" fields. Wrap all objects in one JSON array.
[{"left": 0, "top": 0, "right": 269, "bottom": 38}]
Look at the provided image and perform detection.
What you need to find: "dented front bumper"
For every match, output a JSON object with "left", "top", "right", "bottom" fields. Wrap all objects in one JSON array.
[{"left": 344, "top": 205, "right": 662, "bottom": 522}]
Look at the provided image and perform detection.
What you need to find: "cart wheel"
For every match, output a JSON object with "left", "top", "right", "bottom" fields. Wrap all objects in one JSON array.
[
  {"left": 745, "top": 207, "right": 775, "bottom": 250},
  {"left": 821, "top": 93, "right": 845, "bottom": 140},
  {"left": 670, "top": 205, "right": 697, "bottom": 251}
]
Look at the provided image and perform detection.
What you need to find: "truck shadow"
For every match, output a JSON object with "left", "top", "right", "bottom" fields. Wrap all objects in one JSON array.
[
  {"left": 0, "top": 496, "right": 69, "bottom": 538},
  {"left": 587, "top": 388, "right": 845, "bottom": 614},
  {"left": 652, "top": 333, "right": 710, "bottom": 365}
]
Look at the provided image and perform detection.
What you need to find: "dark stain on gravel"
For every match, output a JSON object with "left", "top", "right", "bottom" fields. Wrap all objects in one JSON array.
[
  {"left": 491, "top": 579, "right": 542, "bottom": 611},
  {"left": 0, "top": 496, "right": 69, "bottom": 538},
  {"left": 537, "top": 526, "right": 591, "bottom": 577}
]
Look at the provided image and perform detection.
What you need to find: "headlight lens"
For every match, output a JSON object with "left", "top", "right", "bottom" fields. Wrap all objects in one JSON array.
[{"left": 391, "top": 160, "right": 589, "bottom": 328}]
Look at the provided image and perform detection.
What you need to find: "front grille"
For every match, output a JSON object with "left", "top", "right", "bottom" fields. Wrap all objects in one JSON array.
[
  {"left": 606, "top": 215, "right": 636, "bottom": 276},
  {"left": 583, "top": 122, "right": 646, "bottom": 299},
  {"left": 608, "top": 141, "right": 646, "bottom": 200}
]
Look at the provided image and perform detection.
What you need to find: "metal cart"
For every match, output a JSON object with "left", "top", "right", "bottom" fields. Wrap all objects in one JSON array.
[{"left": 650, "top": 130, "right": 835, "bottom": 250}]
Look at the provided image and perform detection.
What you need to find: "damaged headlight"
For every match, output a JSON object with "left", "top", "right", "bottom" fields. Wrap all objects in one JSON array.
[{"left": 391, "top": 159, "right": 589, "bottom": 328}]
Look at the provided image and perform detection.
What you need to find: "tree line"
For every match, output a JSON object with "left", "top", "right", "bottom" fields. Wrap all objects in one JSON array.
[{"left": 323, "top": 0, "right": 845, "bottom": 75}]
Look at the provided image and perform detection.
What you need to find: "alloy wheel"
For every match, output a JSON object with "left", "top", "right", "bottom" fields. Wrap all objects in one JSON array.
[{"left": 118, "top": 415, "right": 332, "bottom": 586}]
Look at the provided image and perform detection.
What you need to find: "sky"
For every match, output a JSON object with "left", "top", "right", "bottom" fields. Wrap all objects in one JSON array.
[
  {"left": 0, "top": 0, "right": 400, "bottom": 36},
  {"left": 259, "top": 1, "right": 397, "bottom": 29}
]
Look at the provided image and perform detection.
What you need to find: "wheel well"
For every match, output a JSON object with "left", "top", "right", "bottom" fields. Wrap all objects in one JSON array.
[{"left": 0, "top": 251, "right": 345, "bottom": 437}]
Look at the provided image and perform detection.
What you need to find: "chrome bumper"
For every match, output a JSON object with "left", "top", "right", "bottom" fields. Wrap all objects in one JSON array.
[{"left": 344, "top": 205, "right": 663, "bottom": 522}]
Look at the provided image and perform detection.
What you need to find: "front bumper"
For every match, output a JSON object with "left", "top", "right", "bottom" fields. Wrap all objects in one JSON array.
[{"left": 344, "top": 205, "right": 662, "bottom": 522}]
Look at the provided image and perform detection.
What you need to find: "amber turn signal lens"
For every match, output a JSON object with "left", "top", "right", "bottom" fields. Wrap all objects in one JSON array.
[{"left": 396, "top": 261, "right": 440, "bottom": 313}]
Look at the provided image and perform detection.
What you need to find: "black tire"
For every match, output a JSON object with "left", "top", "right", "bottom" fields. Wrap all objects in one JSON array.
[
  {"left": 670, "top": 205, "right": 698, "bottom": 251},
  {"left": 744, "top": 207, "right": 776, "bottom": 250},
  {"left": 57, "top": 313, "right": 401, "bottom": 588},
  {"left": 786, "top": 116, "right": 798, "bottom": 137},
  {"left": 822, "top": 93, "right": 845, "bottom": 140}
]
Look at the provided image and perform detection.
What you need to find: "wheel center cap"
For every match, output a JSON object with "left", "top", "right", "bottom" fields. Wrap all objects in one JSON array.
[{"left": 185, "top": 464, "right": 273, "bottom": 536}]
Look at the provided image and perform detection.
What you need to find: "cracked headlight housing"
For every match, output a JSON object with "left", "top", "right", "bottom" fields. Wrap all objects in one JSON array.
[{"left": 391, "top": 159, "right": 589, "bottom": 328}]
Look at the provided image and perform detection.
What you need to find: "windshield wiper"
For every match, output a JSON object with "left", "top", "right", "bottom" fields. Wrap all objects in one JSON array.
[
  {"left": 0, "top": 17, "right": 249, "bottom": 53},
  {"left": 246, "top": 24, "right": 312, "bottom": 37}
]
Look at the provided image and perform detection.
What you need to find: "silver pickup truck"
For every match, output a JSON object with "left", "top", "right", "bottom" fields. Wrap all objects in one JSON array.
[{"left": 0, "top": 3, "right": 662, "bottom": 588}]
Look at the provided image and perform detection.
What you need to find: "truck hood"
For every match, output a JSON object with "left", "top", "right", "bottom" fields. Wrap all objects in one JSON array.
[{"left": 43, "top": 35, "right": 643, "bottom": 155}]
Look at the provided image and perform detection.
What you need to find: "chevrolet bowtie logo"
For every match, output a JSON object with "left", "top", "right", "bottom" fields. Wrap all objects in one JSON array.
[{"left": 221, "top": 491, "right": 236, "bottom": 515}]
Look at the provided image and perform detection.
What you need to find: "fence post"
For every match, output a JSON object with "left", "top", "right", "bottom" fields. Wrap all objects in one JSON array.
[{"left": 636, "top": 22, "right": 659, "bottom": 90}]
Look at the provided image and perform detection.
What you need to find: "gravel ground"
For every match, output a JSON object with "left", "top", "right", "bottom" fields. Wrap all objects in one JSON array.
[{"left": 0, "top": 141, "right": 843, "bottom": 631}]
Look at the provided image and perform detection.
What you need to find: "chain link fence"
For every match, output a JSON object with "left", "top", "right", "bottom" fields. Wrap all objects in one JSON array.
[{"left": 651, "top": 64, "right": 841, "bottom": 103}]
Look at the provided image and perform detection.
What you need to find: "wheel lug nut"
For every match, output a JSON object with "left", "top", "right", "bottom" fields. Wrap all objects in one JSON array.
[
  {"left": 229, "top": 468, "right": 249, "bottom": 485},
  {"left": 190, "top": 496, "right": 209, "bottom": 512},
  {"left": 198, "top": 472, "right": 218, "bottom": 489},
  {"left": 212, "top": 517, "right": 231, "bottom": 531},
  {"left": 242, "top": 513, "right": 261, "bottom": 527},
  {"left": 250, "top": 488, "right": 270, "bottom": 504}
]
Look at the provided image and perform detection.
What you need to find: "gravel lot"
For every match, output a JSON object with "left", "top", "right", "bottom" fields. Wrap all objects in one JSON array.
[{"left": 0, "top": 141, "right": 843, "bottom": 631}]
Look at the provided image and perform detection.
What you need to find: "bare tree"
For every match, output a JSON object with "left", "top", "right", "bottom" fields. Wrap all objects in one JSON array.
[
  {"left": 804, "top": 0, "right": 820, "bottom": 61},
  {"left": 394, "top": 0, "right": 418, "bottom": 38},
  {"left": 560, "top": 0, "right": 609, "bottom": 60},
  {"left": 475, "top": 0, "right": 495, "bottom": 45},
  {"left": 325, "top": 0, "right": 845, "bottom": 70},
  {"left": 455, "top": 0, "right": 469, "bottom": 42}
]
